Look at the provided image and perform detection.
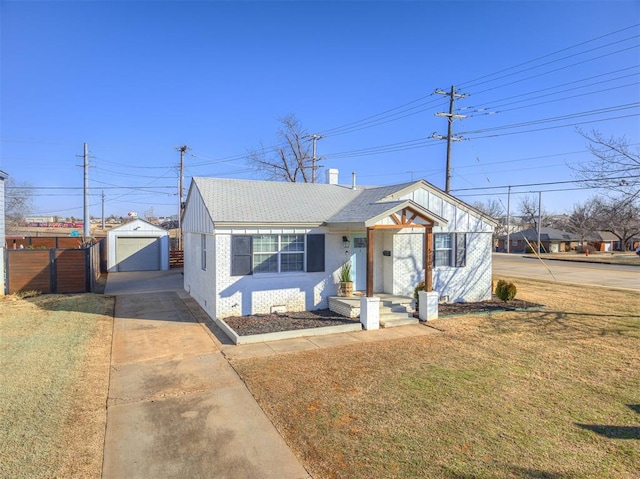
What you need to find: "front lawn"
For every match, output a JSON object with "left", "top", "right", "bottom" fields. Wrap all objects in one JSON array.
[
  {"left": 232, "top": 278, "right": 640, "bottom": 478},
  {"left": 0, "top": 293, "right": 114, "bottom": 478}
]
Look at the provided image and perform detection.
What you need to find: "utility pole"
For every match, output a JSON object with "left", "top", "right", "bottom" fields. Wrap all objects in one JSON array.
[
  {"left": 537, "top": 191, "right": 542, "bottom": 254},
  {"left": 307, "top": 134, "right": 324, "bottom": 183},
  {"left": 176, "top": 145, "right": 189, "bottom": 251},
  {"left": 83, "top": 143, "right": 90, "bottom": 241},
  {"left": 101, "top": 190, "right": 105, "bottom": 230},
  {"left": 506, "top": 186, "right": 511, "bottom": 254},
  {"left": 432, "top": 86, "right": 467, "bottom": 193}
]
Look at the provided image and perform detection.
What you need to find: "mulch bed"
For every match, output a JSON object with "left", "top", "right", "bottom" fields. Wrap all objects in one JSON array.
[
  {"left": 223, "top": 298, "right": 543, "bottom": 336},
  {"left": 224, "top": 309, "right": 358, "bottom": 336},
  {"left": 438, "top": 297, "right": 543, "bottom": 317}
]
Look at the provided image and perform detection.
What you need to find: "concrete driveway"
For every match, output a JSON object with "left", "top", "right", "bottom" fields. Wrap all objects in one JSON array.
[{"left": 102, "top": 270, "right": 309, "bottom": 479}]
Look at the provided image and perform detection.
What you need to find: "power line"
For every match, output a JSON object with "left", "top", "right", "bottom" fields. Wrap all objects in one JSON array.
[
  {"left": 463, "top": 67, "right": 639, "bottom": 112},
  {"left": 450, "top": 174, "right": 640, "bottom": 193},
  {"left": 459, "top": 24, "right": 639, "bottom": 88}
]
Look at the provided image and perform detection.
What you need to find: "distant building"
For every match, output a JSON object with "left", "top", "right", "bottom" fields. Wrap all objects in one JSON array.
[{"left": 497, "top": 227, "right": 581, "bottom": 253}]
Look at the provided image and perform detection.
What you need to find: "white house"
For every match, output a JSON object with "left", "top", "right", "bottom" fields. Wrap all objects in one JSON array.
[
  {"left": 182, "top": 170, "right": 497, "bottom": 322},
  {"left": 0, "top": 170, "right": 7, "bottom": 295},
  {"left": 107, "top": 218, "right": 170, "bottom": 272}
]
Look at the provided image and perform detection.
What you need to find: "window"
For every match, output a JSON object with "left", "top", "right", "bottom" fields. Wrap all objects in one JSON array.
[
  {"left": 253, "top": 235, "right": 279, "bottom": 273},
  {"left": 279, "top": 234, "right": 304, "bottom": 272},
  {"left": 201, "top": 234, "right": 207, "bottom": 270},
  {"left": 434, "top": 233, "right": 467, "bottom": 267},
  {"left": 434, "top": 233, "right": 453, "bottom": 267},
  {"left": 231, "top": 234, "right": 325, "bottom": 276},
  {"left": 252, "top": 234, "right": 304, "bottom": 273}
]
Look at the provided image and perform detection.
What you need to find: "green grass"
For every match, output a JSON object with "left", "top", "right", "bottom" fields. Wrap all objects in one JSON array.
[
  {"left": 0, "top": 293, "right": 114, "bottom": 478},
  {"left": 232, "top": 278, "right": 640, "bottom": 478}
]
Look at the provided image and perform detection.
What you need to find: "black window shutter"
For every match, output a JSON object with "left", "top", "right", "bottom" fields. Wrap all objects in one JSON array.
[
  {"left": 455, "top": 233, "right": 467, "bottom": 267},
  {"left": 306, "top": 234, "right": 325, "bottom": 272},
  {"left": 231, "top": 236, "right": 252, "bottom": 276}
]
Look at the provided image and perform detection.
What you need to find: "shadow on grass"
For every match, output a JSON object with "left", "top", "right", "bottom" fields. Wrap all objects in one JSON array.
[
  {"left": 575, "top": 404, "right": 640, "bottom": 440},
  {"left": 479, "top": 309, "right": 640, "bottom": 339},
  {"left": 576, "top": 424, "right": 640, "bottom": 440},
  {"left": 446, "top": 466, "right": 580, "bottom": 479}
]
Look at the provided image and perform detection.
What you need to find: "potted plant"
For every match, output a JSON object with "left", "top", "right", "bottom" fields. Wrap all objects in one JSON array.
[{"left": 338, "top": 262, "right": 353, "bottom": 297}]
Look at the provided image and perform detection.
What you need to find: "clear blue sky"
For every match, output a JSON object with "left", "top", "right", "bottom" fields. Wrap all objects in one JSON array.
[{"left": 1, "top": 1, "right": 638, "bottom": 219}]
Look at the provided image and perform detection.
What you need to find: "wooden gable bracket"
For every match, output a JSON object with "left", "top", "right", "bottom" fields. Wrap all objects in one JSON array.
[{"left": 383, "top": 208, "right": 433, "bottom": 229}]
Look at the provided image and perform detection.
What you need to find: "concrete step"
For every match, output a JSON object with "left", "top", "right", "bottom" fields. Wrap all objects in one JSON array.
[
  {"left": 380, "top": 315, "right": 419, "bottom": 328},
  {"left": 379, "top": 306, "right": 409, "bottom": 316}
]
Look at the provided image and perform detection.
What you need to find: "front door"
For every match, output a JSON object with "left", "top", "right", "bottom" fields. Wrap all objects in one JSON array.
[{"left": 351, "top": 235, "right": 367, "bottom": 291}]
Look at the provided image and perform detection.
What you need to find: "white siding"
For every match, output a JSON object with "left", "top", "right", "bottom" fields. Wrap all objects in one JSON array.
[
  {"left": 380, "top": 231, "right": 393, "bottom": 293},
  {"left": 182, "top": 185, "right": 214, "bottom": 234},
  {"left": 400, "top": 185, "right": 495, "bottom": 302},
  {"left": 433, "top": 232, "right": 493, "bottom": 302},
  {"left": 184, "top": 232, "right": 216, "bottom": 319},
  {"left": 392, "top": 230, "right": 424, "bottom": 297}
]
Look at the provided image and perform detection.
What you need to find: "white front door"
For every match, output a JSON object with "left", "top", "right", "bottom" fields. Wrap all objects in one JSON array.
[{"left": 351, "top": 235, "right": 367, "bottom": 291}]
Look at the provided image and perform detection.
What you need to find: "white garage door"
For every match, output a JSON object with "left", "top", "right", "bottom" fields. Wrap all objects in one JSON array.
[{"left": 116, "top": 237, "right": 161, "bottom": 271}]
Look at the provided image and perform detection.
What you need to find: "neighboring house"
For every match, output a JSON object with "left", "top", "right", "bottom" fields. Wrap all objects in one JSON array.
[
  {"left": 0, "top": 170, "right": 7, "bottom": 295},
  {"left": 106, "top": 218, "right": 170, "bottom": 272},
  {"left": 182, "top": 170, "right": 497, "bottom": 320},
  {"left": 586, "top": 231, "right": 621, "bottom": 252},
  {"left": 497, "top": 227, "right": 581, "bottom": 253}
]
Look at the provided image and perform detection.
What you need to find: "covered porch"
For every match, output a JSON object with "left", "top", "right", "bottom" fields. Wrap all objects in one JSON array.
[{"left": 326, "top": 201, "right": 447, "bottom": 328}]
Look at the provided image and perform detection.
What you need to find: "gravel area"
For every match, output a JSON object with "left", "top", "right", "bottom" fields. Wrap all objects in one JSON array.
[
  {"left": 223, "top": 298, "right": 543, "bottom": 336},
  {"left": 224, "top": 309, "right": 359, "bottom": 336},
  {"left": 439, "top": 298, "right": 542, "bottom": 317}
]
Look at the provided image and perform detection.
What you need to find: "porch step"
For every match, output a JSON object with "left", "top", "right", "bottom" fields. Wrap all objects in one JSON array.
[
  {"left": 378, "top": 299, "right": 417, "bottom": 328},
  {"left": 380, "top": 316, "right": 419, "bottom": 328}
]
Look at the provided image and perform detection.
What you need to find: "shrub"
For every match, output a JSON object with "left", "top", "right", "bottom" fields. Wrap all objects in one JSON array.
[
  {"left": 495, "top": 280, "right": 517, "bottom": 301},
  {"left": 413, "top": 281, "right": 426, "bottom": 311}
]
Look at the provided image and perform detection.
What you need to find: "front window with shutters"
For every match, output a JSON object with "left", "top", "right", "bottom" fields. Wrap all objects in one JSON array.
[
  {"left": 231, "top": 234, "right": 325, "bottom": 276},
  {"left": 434, "top": 233, "right": 467, "bottom": 267},
  {"left": 253, "top": 234, "right": 304, "bottom": 274}
]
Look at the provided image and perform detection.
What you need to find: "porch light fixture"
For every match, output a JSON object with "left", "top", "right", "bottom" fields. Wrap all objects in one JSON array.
[{"left": 342, "top": 236, "right": 349, "bottom": 248}]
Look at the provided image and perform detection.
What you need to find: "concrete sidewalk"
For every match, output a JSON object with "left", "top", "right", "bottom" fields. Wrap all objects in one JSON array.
[
  {"left": 220, "top": 322, "right": 441, "bottom": 360},
  {"left": 102, "top": 275, "right": 309, "bottom": 478}
]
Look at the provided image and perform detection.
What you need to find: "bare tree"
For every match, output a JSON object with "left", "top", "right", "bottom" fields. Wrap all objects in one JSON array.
[
  {"left": 472, "top": 198, "right": 503, "bottom": 219},
  {"left": 574, "top": 129, "right": 640, "bottom": 204},
  {"left": 5, "top": 177, "right": 34, "bottom": 230},
  {"left": 560, "top": 200, "right": 598, "bottom": 242},
  {"left": 590, "top": 196, "right": 640, "bottom": 250},
  {"left": 248, "top": 114, "right": 316, "bottom": 182},
  {"left": 473, "top": 199, "right": 505, "bottom": 239},
  {"left": 518, "top": 195, "right": 552, "bottom": 230}
]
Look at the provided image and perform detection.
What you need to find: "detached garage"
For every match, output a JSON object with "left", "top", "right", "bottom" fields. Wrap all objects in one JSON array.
[{"left": 107, "top": 219, "right": 170, "bottom": 272}]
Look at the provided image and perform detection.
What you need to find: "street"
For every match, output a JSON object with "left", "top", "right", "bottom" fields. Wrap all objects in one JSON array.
[{"left": 492, "top": 253, "right": 640, "bottom": 291}]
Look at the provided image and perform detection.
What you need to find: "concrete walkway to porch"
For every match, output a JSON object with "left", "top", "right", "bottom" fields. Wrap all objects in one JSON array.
[{"left": 220, "top": 322, "right": 440, "bottom": 361}]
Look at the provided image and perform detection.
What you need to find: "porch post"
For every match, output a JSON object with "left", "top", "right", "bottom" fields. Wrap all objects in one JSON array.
[
  {"left": 366, "top": 227, "right": 374, "bottom": 297},
  {"left": 424, "top": 225, "right": 433, "bottom": 292}
]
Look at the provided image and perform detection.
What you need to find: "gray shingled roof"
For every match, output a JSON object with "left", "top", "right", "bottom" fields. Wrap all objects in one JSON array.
[
  {"left": 191, "top": 177, "right": 452, "bottom": 226},
  {"left": 193, "top": 177, "right": 360, "bottom": 224},
  {"left": 498, "top": 227, "right": 580, "bottom": 241},
  {"left": 326, "top": 183, "right": 416, "bottom": 223}
]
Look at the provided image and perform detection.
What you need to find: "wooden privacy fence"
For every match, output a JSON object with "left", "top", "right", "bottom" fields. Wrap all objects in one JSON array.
[
  {"left": 169, "top": 250, "right": 184, "bottom": 269},
  {"left": 4, "top": 241, "right": 102, "bottom": 295},
  {"left": 6, "top": 236, "right": 87, "bottom": 249}
]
